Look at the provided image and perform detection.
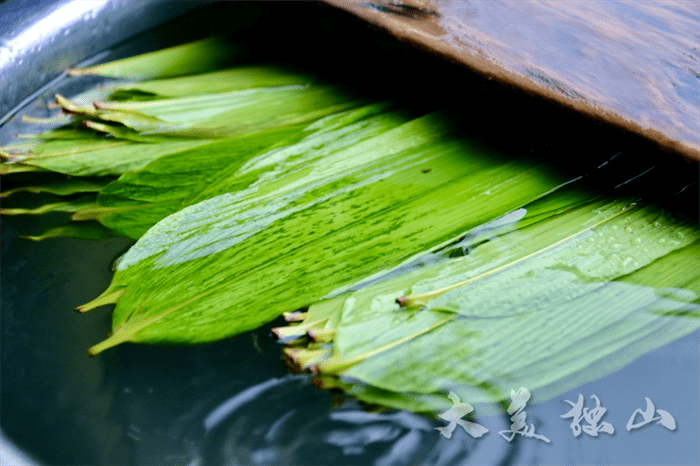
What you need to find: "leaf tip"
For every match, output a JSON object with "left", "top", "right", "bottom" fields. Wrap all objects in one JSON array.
[
  {"left": 78, "top": 287, "right": 126, "bottom": 312},
  {"left": 87, "top": 329, "right": 130, "bottom": 356},
  {"left": 86, "top": 341, "right": 114, "bottom": 356},
  {"left": 283, "top": 311, "right": 307, "bottom": 322}
]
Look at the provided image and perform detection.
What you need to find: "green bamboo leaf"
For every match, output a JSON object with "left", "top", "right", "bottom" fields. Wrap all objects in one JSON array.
[
  {"left": 22, "top": 221, "right": 124, "bottom": 242},
  {"left": 0, "top": 178, "right": 111, "bottom": 199},
  {"left": 20, "top": 138, "right": 212, "bottom": 177},
  {"left": 0, "top": 162, "right": 46, "bottom": 175},
  {"left": 79, "top": 84, "right": 365, "bottom": 137},
  {"left": 106, "top": 88, "right": 161, "bottom": 103},
  {"left": 11, "top": 93, "right": 338, "bottom": 177},
  {"left": 112, "top": 65, "right": 316, "bottom": 98},
  {"left": 91, "top": 102, "right": 397, "bottom": 238},
  {"left": 91, "top": 124, "right": 311, "bottom": 238},
  {"left": 2, "top": 82, "right": 374, "bottom": 244},
  {"left": 55, "top": 94, "right": 179, "bottom": 135},
  {"left": 3, "top": 123, "right": 205, "bottom": 175},
  {"left": 67, "top": 36, "right": 245, "bottom": 79},
  {"left": 80, "top": 121, "right": 163, "bottom": 142},
  {"left": 3, "top": 132, "right": 125, "bottom": 159},
  {"left": 292, "top": 188, "right": 700, "bottom": 412},
  {"left": 84, "top": 110, "right": 567, "bottom": 354},
  {"left": 20, "top": 114, "right": 73, "bottom": 126},
  {"left": 27, "top": 84, "right": 364, "bottom": 179},
  {"left": 0, "top": 196, "right": 97, "bottom": 215},
  {"left": 273, "top": 294, "right": 347, "bottom": 340},
  {"left": 5, "top": 126, "right": 100, "bottom": 142}
]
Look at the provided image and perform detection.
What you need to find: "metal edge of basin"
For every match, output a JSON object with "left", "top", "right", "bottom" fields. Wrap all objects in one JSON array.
[{"left": 0, "top": 0, "right": 206, "bottom": 125}]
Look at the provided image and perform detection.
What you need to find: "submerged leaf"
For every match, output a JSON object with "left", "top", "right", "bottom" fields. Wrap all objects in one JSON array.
[{"left": 2, "top": 124, "right": 212, "bottom": 177}]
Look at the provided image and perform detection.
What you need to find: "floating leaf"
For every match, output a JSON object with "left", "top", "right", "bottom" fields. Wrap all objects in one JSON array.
[
  {"left": 0, "top": 163, "right": 46, "bottom": 175},
  {"left": 5, "top": 83, "right": 365, "bottom": 179},
  {"left": 21, "top": 138, "right": 212, "bottom": 177},
  {"left": 0, "top": 196, "right": 97, "bottom": 215},
  {"left": 5, "top": 36, "right": 698, "bottom": 421},
  {"left": 112, "top": 64, "right": 316, "bottom": 99},
  {"left": 277, "top": 185, "right": 700, "bottom": 413},
  {"left": 22, "top": 222, "right": 124, "bottom": 242},
  {"left": 67, "top": 36, "right": 245, "bottom": 79},
  {"left": 57, "top": 84, "right": 365, "bottom": 138},
  {"left": 91, "top": 124, "right": 310, "bottom": 238},
  {"left": 73, "top": 103, "right": 395, "bottom": 238},
  {"left": 2, "top": 125, "right": 212, "bottom": 176},
  {"left": 90, "top": 102, "right": 397, "bottom": 238},
  {"left": 0, "top": 178, "right": 111, "bottom": 199},
  {"left": 84, "top": 110, "right": 567, "bottom": 354}
]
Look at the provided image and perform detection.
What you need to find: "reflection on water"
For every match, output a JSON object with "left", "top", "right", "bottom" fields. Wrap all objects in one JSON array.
[
  {"left": 108, "top": 338, "right": 696, "bottom": 466},
  {"left": 195, "top": 375, "right": 494, "bottom": 465}
]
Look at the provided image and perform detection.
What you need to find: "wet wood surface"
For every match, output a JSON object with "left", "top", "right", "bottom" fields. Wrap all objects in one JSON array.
[{"left": 323, "top": 0, "right": 700, "bottom": 163}]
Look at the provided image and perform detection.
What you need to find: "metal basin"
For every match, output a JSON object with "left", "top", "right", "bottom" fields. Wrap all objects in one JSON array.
[{"left": 1, "top": 2, "right": 698, "bottom": 465}]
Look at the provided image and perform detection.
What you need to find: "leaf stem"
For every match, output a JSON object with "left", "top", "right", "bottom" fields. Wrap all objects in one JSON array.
[
  {"left": 314, "top": 314, "right": 455, "bottom": 375},
  {"left": 87, "top": 327, "right": 133, "bottom": 356},
  {"left": 77, "top": 287, "right": 126, "bottom": 312},
  {"left": 284, "top": 347, "right": 332, "bottom": 369},
  {"left": 272, "top": 316, "right": 330, "bottom": 339},
  {"left": 397, "top": 204, "right": 635, "bottom": 307},
  {"left": 308, "top": 328, "right": 336, "bottom": 342}
]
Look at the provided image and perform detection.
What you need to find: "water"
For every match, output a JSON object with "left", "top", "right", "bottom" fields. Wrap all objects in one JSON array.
[
  {"left": 2, "top": 208, "right": 698, "bottom": 464},
  {"left": 1, "top": 4, "right": 699, "bottom": 465}
]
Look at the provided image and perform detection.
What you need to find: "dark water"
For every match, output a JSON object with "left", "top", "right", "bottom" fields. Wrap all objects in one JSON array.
[
  {"left": 1, "top": 3, "right": 699, "bottom": 465},
  {"left": 2, "top": 208, "right": 698, "bottom": 465}
]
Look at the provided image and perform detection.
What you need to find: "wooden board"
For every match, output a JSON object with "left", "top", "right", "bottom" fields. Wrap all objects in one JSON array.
[{"left": 323, "top": 0, "right": 700, "bottom": 163}]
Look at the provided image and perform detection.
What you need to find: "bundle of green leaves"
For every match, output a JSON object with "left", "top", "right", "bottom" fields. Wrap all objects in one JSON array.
[{"left": 2, "top": 36, "right": 698, "bottom": 414}]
